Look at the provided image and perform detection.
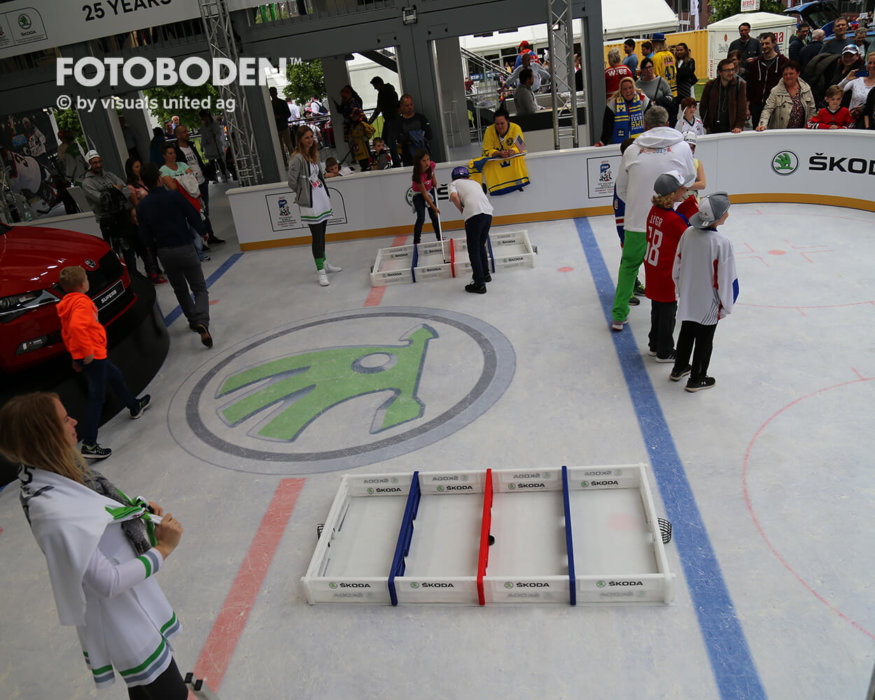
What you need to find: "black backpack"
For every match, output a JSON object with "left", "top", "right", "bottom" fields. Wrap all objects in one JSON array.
[{"left": 99, "top": 186, "right": 129, "bottom": 216}]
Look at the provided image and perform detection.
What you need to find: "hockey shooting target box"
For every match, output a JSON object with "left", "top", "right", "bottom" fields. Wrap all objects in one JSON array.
[
  {"left": 369, "top": 230, "right": 536, "bottom": 287},
  {"left": 301, "top": 464, "right": 673, "bottom": 606}
]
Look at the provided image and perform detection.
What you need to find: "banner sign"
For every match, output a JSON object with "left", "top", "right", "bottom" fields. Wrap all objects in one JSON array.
[
  {"left": 586, "top": 155, "right": 620, "bottom": 199},
  {"left": 0, "top": 0, "right": 265, "bottom": 60}
]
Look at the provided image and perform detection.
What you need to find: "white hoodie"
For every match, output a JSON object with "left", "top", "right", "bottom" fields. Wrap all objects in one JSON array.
[{"left": 615, "top": 127, "right": 695, "bottom": 233}]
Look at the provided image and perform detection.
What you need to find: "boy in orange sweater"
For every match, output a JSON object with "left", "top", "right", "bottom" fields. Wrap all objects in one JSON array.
[{"left": 57, "top": 266, "right": 150, "bottom": 459}]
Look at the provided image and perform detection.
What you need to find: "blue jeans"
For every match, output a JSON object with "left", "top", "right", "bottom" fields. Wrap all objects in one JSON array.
[{"left": 80, "top": 358, "right": 138, "bottom": 445}]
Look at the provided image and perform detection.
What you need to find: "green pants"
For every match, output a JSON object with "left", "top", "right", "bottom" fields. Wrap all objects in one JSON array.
[{"left": 611, "top": 230, "right": 646, "bottom": 323}]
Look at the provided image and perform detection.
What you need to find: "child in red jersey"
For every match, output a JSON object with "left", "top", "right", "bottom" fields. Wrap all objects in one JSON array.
[
  {"left": 644, "top": 171, "right": 698, "bottom": 362},
  {"left": 807, "top": 85, "right": 855, "bottom": 129}
]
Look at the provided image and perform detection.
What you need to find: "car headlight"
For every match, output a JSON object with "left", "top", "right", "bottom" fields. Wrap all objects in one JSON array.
[{"left": 0, "top": 289, "right": 60, "bottom": 322}]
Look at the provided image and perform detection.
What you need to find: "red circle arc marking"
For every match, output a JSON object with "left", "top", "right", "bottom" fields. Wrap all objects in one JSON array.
[
  {"left": 742, "top": 376, "right": 875, "bottom": 641},
  {"left": 739, "top": 300, "right": 875, "bottom": 310}
]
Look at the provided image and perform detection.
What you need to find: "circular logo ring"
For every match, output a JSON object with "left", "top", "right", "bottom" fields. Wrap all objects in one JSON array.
[
  {"left": 169, "top": 307, "right": 516, "bottom": 475},
  {"left": 771, "top": 150, "right": 799, "bottom": 176}
]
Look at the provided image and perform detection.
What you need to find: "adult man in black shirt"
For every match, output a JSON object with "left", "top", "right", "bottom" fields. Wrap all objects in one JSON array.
[
  {"left": 269, "top": 86, "right": 293, "bottom": 167},
  {"left": 394, "top": 94, "right": 433, "bottom": 167},
  {"left": 728, "top": 22, "right": 762, "bottom": 63},
  {"left": 799, "top": 29, "right": 825, "bottom": 70},
  {"left": 789, "top": 24, "right": 810, "bottom": 63},
  {"left": 822, "top": 17, "right": 853, "bottom": 54},
  {"left": 369, "top": 76, "right": 401, "bottom": 167}
]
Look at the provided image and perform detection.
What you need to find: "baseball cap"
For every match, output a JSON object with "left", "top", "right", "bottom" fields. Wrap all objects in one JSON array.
[
  {"left": 683, "top": 131, "right": 698, "bottom": 145},
  {"left": 842, "top": 44, "right": 861, "bottom": 55},
  {"left": 451, "top": 166, "right": 470, "bottom": 180},
  {"left": 85, "top": 150, "right": 100, "bottom": 162},
  {"left": 690, "top": 192, "right": 731, "bottom": 228},
  {"left": 653, "top": 170, "right": 694, "bottom": 196},
  {"left": 652, "top": 32, "right": 666, "bottom": 41},
  {"left": 519, "top": 40, "right": 530, "bottom": 49}
]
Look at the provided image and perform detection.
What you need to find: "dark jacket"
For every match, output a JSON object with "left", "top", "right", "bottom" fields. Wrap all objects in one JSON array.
[
  {"left": 395, "top": 112, "right": 433, "bottom": 166},
  {"left": 861, "top": 87, "right": 875, "bottom": 130},
  {"left": 798, "top": 40, "right": 823, "bottom": 70},
  {"left": 370, "top": 83, "right": 399, "bottom": 123},
  {"left": 746, "top": 54, "right": 789, "bottom": 106},
  {"left": 271, "top": 95, "right": 291, "bottom": 131},
  {"left": 137, "top": 187, "right": 204, "bottom": 249},
  {"left": 728, "top": 36, "right": 761, "bottom": 62},
  {"left": 803, "top": 52, "right": 864, "bottom": 107},
  {"left": 700, "top": 76, "right": 747, "bottom": 133},
  {"left": 676, "top": 57, "right": 697, "bottom": 100},
  {"left": 788, "top": 35, "right": 806, "bottom": 63}
]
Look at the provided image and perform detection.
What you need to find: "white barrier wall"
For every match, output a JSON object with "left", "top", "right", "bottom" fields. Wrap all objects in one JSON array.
[
  {"left": 228, "top": 130, "right": 874, "bottom": 251},
  {"left": 228, "top": 147, "right": 625, "bottom": 251},
  {"left": 11, "top": 211, "right": 101, "bottom": 237}
]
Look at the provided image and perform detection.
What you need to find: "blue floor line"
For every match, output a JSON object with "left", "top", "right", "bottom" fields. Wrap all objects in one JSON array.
[
  {"left": 574, "top": 217, "right": 765, "bottom": 700},
  {"left": 162, "top": 253, "right": 244, "bottom": 327}
]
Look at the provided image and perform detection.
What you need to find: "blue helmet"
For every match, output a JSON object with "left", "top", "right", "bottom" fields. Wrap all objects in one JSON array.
[{"left": 451, "top": 166, "right": 470, "bottom": 181}]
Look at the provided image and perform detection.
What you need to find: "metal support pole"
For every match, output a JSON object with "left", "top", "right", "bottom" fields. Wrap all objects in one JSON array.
[
  {"left": 546, "top": 0, "right": 579, "bottom": 150},
  {"left": 198, "top": 0, "right": 264, "bottom": 186}
]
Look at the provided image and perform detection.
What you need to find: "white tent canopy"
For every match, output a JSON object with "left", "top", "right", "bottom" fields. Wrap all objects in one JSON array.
[
  {"left": 706, "top": 11, "right": 797, "bottom": 32},
  {"left": 706, "top": 12, "right": 797, "bottom": 78},
  {"left": 602, "top": 0, "right": 679, "bottom": 40}
]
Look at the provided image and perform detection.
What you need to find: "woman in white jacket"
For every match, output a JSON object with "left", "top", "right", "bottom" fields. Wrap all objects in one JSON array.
[
  {"left": 0, "top": 392, "right": 187, "bottom": 699},
  {"left": 756, "top": 61, "right": 816, "bottom": 131},
  {"left": 287, "top": 125, "right": 343, "bottom": 286}
]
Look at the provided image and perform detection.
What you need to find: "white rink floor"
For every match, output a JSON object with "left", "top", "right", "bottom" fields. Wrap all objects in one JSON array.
[{"left": 1, "top": 190, "right": 874, "bottom": 700}]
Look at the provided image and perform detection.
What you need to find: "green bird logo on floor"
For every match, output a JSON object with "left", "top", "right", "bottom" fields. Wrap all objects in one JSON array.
[{"left": 217, "top": 325, "right": 438, "bottom": 441}]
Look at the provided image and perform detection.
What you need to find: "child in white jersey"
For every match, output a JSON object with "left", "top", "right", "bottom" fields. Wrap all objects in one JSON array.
[{"left": 671, "top": 192, "right": 738, "bottom": 392}]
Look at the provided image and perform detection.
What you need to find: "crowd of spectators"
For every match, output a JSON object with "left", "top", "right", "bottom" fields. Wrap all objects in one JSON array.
[{"left": 596, "top": 16, "right": 873, "bottom": 146}]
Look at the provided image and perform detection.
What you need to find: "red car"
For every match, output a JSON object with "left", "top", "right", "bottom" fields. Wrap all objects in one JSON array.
[{"left": 0, "top": 222, "right": 137, "bottom": 373}]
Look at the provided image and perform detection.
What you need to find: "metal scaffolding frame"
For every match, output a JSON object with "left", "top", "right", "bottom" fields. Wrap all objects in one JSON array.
[
  {"left": 545, "top": 0, "right": 578, "bottom": 150},
  {"left": 198, "top": 0, "right": 264, "bottom": 186}
]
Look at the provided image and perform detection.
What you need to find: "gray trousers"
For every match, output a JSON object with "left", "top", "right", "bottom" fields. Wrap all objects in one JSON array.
[{"left": 157, "top": 244, "right": 209, "bottom": 328}]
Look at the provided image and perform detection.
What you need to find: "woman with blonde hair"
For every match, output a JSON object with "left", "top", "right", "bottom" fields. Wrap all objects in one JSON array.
[
  {"left": 0, "top": 392, "right": 186, "bottom": 698},
  {"left": 287, "top": 124, "right": 343, "bottom": 287}
]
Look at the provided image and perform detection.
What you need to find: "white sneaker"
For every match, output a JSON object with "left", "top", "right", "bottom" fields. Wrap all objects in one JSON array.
[
  {"left": 317, "top": 269, "right": 330, "bottom": 286},
  {"left": 323, "top": 261, "right": 343, "bottom": 273}
]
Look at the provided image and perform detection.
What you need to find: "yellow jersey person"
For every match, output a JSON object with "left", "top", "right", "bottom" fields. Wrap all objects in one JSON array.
[
  {"left": 651, "top": 33, "right": 677, "bottom": 98},
  {"left": 468, "top": 107, "right": 529, "bottom": 196}
]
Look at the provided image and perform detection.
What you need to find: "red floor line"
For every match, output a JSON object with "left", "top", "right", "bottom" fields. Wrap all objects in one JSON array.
[
  {"left": 192, "top": 478, "right": 306, "bottom": 691},
  {"left": 363, "top": 235, "right": 409, "bottom": 307}
]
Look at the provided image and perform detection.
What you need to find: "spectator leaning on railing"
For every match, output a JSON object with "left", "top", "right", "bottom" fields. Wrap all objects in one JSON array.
[
  {"left": 700, "top": 58, "right": 747, "bottom": 134},
  {"left": 756, "top": 61, "right": 816, "bottom": 131}
]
